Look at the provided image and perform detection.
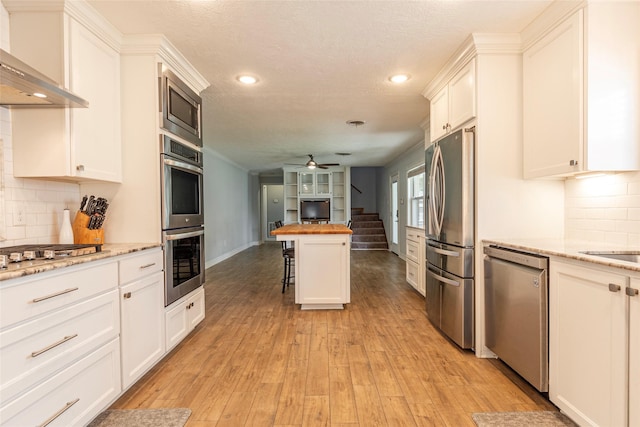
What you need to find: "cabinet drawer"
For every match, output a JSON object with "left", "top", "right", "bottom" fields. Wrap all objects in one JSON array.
[
  {"left": 406, "top": 240, "right": 420, "bottom": 263},
  {"left": 0, "top": 338, "right": 121, "bottom": 427},
  {"left": 119, "top": 249, "right": 163, "bottom": 284},
  {"left": 0, "top": 290, "right": 119, "bottom": 403},
  {"left": 406, "top": 229, "right": 421, "bottom": 243},
  {"left": 406, "top": 260, "right": 419, "bottom": 288},
  {"left": 0, "top": 261, "right": 118, "bottom": 328}
]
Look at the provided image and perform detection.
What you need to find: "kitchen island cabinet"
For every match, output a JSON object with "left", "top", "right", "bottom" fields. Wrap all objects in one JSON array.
[
  {"left": 271, "top": 224, "right": 352, "bottom": 309},
  {"left": 522, "top": 2, "right": 640, "bottom": 178},
  {"left": 6, "top": 0, "right": 122, "bottom": 182}
]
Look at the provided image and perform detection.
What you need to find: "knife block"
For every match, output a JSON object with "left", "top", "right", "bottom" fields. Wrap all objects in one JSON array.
[{"left": 72, "top": 211, "right": 104, "bottom": 245}]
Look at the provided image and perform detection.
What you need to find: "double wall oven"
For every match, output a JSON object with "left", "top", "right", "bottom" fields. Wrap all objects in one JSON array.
[{"left": 161, "top": 133, "right": 204, "bottom": 306}]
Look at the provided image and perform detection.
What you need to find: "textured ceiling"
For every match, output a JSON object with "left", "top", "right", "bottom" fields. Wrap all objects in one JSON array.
[{"left": 88, "top": 0, "right": 552, "bottom": 174}]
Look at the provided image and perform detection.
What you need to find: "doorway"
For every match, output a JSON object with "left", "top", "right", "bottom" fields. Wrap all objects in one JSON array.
[
  {"left": 390, "top": 173, "right": 399, "bottom": 254},
  {"left": 261, "top": 184, "right": 284, "bottom": 242}
]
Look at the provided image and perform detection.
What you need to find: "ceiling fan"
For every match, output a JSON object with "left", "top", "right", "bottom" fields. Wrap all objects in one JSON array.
[{"left": 287, "top": 154, "right": 340, "bottom": 170}]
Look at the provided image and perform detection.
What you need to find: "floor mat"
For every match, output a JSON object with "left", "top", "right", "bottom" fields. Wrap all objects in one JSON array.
[
  {"left": 87, "top": 408, "right": 191, "bottom": 427},
  {"left": 472, "top": 411, "right": 578, "bottom": 426}
]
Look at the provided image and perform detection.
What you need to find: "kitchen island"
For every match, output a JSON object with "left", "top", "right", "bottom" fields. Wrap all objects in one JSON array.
[{"left": 271, "top": 224, "right": 352, "bottom": 309}]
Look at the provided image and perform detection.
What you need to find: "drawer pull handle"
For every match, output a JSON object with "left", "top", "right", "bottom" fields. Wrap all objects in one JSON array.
[
  {"left": 627, "top": 287, "right": 639, "bottom": 297},
  {"left": 140, "top": 262, "right": 156, "bottom": 269},
  {"left": 31, "top": 287, "right": 79, "bottom": 303},
  {"left": 123, "top": 292, "right": 132, "bottom": 299},
  {"left": 38, "top": 398, "right": 80, "bottom": 427},
  {"left": 31, "top": 334, "right": 78, "bottom": 358},
  {"left": 609, "top": 283, "right": 621, "bottom": 292}
]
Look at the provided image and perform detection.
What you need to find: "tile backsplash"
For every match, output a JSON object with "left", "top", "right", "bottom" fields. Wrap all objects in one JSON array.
[
  {"left": 565, "top": 171, "right": 640, "bottom": 246},
  {"left": 0, "top": 107, "right": 81, "bottom": 247}
]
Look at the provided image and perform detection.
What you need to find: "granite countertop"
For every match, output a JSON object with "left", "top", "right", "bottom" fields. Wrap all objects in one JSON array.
[
  {"left": 482, "top": 238, "right": 640, "bottom": 273},
  {"left": 271, "top": 224, "right": 353, "bottom": 235},
  {"left": 0, "top": 243, "right": 162, "bottom": 281}
]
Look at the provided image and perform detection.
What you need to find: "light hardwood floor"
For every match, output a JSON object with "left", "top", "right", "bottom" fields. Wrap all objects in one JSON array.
[{"left": 111, "top": 243, "right": 556, "bottom": 426}]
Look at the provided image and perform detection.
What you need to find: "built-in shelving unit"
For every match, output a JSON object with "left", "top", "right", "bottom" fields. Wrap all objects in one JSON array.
[{"left": 282, "top": 167, "right": 350, "bottom": 224}]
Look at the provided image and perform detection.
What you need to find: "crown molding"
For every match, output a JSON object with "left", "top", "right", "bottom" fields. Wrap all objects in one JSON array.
[
  {"left": 121, "top": 34, "right": 210, "bottom": 93},
  {"left": 421, "top": 33, "right": 521, "bottom": 101}
]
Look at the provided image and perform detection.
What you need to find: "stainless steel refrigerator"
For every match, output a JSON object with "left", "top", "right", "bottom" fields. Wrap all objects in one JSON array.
[{"left": 425, "top": 127, "right": 475, "bottom": 349}]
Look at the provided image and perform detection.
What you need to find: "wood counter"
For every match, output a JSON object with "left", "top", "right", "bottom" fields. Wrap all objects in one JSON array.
[
  {"left": 271, "top": 224, "right": 351, "bottom": 309},
  {"left": 271, "top": 223, "right": 353, "bottom": 235}
]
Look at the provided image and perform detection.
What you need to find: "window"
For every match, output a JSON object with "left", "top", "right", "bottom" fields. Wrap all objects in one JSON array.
[{"left": 407, "top": 165, "right": 425, "bottom": 228}]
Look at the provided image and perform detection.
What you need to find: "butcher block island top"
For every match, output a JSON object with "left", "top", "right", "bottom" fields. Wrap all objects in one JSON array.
[
  {"left": 271, "top": 224, "right": 351, "bottom": 310},
  {"left": 271, "top": 223, "right": 353, "bottom": 235}
]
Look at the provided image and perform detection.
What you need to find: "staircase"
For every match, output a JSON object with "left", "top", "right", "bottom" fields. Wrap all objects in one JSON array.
[{"left": 350, "top": 208, "right": 388, "bottom": 250}]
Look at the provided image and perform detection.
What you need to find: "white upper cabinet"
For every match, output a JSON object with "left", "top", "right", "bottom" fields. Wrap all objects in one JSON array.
[
  {"left": 523, "top": 3, "right": 640, "bottom": 178},
  {"left": 299, "top": 171, "right": 332, "bottom": 197},
  {"left": 429, "top": 58, "right": 476, "bottom": 142},
  {"left": 6, "top": 1, "right": 122, "bottom": 182}
]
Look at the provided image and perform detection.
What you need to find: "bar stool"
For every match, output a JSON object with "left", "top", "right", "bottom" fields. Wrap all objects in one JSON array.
[{"left": 274, "top": 221, "right": 294, "bottom": 292}]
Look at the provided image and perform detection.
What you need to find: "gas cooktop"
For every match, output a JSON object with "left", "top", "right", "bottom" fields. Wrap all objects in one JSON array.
[{"left": 0, "top": 244, "right": 103, "bottom": 271}]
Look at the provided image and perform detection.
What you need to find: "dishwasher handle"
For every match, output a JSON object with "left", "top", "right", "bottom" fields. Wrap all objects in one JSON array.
[{"left": 484, "top": 245, "right": 548, "bottom": 269}]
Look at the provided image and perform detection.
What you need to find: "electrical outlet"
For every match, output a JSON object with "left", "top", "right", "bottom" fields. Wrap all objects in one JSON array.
[{"left": 14, "top": 204, "right": 26, "bottom": 226}]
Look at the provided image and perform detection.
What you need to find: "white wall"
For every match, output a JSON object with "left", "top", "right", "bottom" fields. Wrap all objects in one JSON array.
[
  {"left": 565, "top": 171, "right": 640, "bottom": 246},
  {"left": 0, "top": 3, "right": 81, "bottom": 247},
  {"left": 378, "top": 141, "right": 426, "bottom": 260},
  {"left": 203, "top": 148, "right": 260, "bottom": 267}
]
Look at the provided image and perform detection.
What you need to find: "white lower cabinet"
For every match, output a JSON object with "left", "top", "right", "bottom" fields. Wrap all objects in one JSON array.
[
  {"left": 550, "top": 259, "right": 638, "bottom": 427},
  {"left": 119, "top": 249, "right": 165, "bottom": 389},
  {"left": 0, "top": 339, "right": 121, "bottom": 427},
  {"left": 630, "top": 277, "right": 640, "bottom": 427},
  {"left": 165, "top": 287, "right": 205, "bottom": 351},
  {"left": 406, "top": 227, "right": 425, "bottom": 296}
]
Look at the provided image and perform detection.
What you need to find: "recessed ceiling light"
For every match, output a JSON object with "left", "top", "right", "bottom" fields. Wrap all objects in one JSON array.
[
  {"left": 33, "top": 92, "right": 47, "bottom": 98},
  {"left": 389, "top": 74, "right": 410, "bottom": 83},
  {"left": 237, "top": 75, "right": 258, "bottom": 85}
]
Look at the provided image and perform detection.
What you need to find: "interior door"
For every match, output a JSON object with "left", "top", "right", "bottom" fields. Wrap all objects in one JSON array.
[{"left": 390, "top": 173, "right": 399, "bottom": 254}]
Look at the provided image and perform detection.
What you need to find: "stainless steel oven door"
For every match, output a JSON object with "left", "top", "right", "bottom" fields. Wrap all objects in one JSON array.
[
  {"left": 161, "top": 154, "right": 204, "bottom": 230},
  {"left": 164, "top": 226, "right": 204, "bottom": 306}
]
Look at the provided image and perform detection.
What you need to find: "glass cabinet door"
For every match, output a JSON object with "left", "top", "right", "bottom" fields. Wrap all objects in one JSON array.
[
  {"left": 315, "top": 172, "right": 331, "bottom": 195},
  {"left": 299, "top": 172, "right": 314, "bottom": 195}
]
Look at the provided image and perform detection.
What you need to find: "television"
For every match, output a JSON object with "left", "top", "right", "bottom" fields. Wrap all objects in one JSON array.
[{"left": 300, "top": 199, "right": 330, "bottom": 221}]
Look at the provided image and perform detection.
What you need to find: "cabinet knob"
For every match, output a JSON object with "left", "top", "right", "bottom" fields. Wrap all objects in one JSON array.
[
  {"left": 442, "top": 125, "right": 446, "bottom": 130},
  {"left": 123, "top": 292, "right": 132, "bottom": 299},
  {"left": 626, "top": 287, "right": 639, "bottom": 297},
  {"left": 608, "top": 283, "right": 621, "bottom": 292},
  {"left": 569, "top": 160, "right": 578, "bottom": 166},
  {"left": 76, "top": 164, "right": 85, "bottom": 171}
]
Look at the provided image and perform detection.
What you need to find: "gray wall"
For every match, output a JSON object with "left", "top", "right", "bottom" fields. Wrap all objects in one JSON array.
[
  {"left": 377, "top": 141, "right": 425, "bottom": 260},
  {"left": 203, "top": 148, "right": 260, "bottom": 267},
  {"left": 350, "top": 167, "right": 380, "bottom": 213},
  {"left": 265, "top": 184, "right": 284, "bottom": 240}
]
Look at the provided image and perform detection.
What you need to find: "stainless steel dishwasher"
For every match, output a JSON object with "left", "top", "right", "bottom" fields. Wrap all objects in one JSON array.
[{"left": 483, "top": 245, "right": 549, "bottom": 392}]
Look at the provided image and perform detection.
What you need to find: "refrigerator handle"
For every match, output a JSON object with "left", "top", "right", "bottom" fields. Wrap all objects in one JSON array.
[
  {"left": 432, "top": 247, "right": 460, "bottom": 257},
  {"left": 432, "top": 145, "right": 445, "bottom": 236},
  {"left": 427, "top": 269, "right": 460, "bottom": 287}
]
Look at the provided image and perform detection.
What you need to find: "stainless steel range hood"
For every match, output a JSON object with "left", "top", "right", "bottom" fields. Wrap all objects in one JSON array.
[{"left": 0, "top": 48, "right": 89, "bottom": 108}]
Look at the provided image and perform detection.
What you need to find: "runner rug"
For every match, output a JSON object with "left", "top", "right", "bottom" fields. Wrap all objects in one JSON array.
[
  {"left": 87, "top": 408, "right": 191, "bottom": 427},
  {"left": 472, "top": 411, "right": 577, "bottom": 426}
]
